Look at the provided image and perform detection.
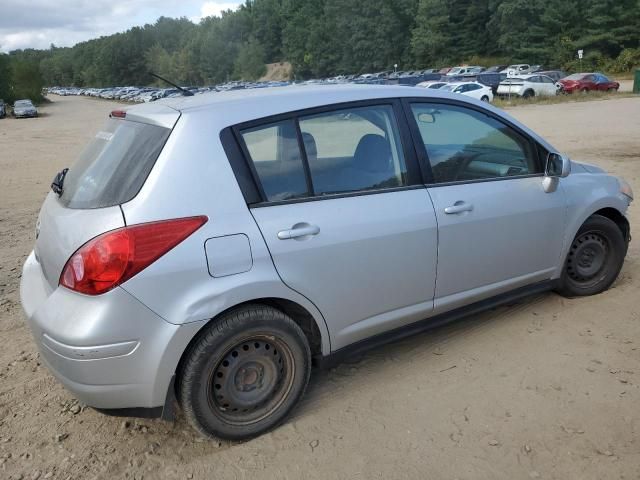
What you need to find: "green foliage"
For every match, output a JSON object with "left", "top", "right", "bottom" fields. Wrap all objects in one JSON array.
[
  {"left": 4, "top": 0, "right": 640, "bottom": 87},
  {"left": 234, "top": 37, "right": 267, "bottom": 80},
  {"left": 0, "top": 54, "right": 12, "bottom": 101},
  {"left": 1, "top": 57, "right": 44, "bottom": 103},
  {"left": 608, "top": 48, "right": 640, "bottom": 73},
  {"left": 12, "top": 61, "right": 45, "bottom": 102}
]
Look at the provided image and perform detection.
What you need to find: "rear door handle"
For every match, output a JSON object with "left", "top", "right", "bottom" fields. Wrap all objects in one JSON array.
[
  {"left": 277, "top": 224, "right": 320, "bottom": 240},
  {"left": 444, "top": 202, "right": 474, "bottom": 214}
]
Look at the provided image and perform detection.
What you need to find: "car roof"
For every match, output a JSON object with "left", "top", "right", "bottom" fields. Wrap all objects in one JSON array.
[{"left": 142, "top": 84, "right": 463, "bottom": 119}]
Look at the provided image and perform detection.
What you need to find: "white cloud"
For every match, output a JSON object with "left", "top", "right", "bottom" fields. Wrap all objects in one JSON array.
[
  {"left": 200, "top": 1, "right": 240, "bottom": 18},
  {"left": 190, "top": 2, "right": 240, "bottom": 23},
  {"left": 0, "top": 0, "right": 242, "bottom": 52}
]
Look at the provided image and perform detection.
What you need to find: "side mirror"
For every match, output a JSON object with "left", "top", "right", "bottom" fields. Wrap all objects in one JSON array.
[{"left": 545, "top": 152, "right": 571, "bottom": 178}]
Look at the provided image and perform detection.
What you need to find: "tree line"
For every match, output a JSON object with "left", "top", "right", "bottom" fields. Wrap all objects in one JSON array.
[{"left": 1, "top": 0, "right": 639, "bottom": 101}]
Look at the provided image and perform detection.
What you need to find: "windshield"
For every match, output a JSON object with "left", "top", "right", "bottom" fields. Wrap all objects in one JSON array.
[
  {"left": 15, "top": 100, "right": 33, "bottom": 107},
  {"left": 440, "top": 85, "right": 457, "bottom": 91},
  {"left": 60, "top": 118, "right": 171, "bottom": 209}
]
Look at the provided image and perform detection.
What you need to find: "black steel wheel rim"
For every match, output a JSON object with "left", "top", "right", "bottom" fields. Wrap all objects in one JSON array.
[
  {"left": 207, "top": 335, "right": 295, "bottom": 426},
  {"left": 566, "top": 230, "right": 609, "bottom": 286}
]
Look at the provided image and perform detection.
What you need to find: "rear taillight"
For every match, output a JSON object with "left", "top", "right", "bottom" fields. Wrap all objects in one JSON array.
[{"left": 60, "top": 216, "right": 207, "bottom": 295}]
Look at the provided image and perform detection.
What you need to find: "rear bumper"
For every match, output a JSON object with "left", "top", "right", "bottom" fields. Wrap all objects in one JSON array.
[{"left": 20, "top": 251, "right": 206, "bottom": 410}]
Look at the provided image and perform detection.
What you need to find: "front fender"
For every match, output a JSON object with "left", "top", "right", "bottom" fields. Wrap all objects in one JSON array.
[{"left": 554, "top": 172, "right": 630, "bottom": 278}]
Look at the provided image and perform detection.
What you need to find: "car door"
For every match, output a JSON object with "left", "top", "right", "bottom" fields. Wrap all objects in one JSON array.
[
  {"left": 464, "top": 84, "right": 482, "bottom": 100},
  {"left": 582, "top": 74, "right": 597, "bottom": 91},
  {"left": 594, "top": 74, "right": 612, "bottom": 91},
  {"left": 405, "top": 101, "right": 566, "bottom": 313},
  {"left": 539, "top": 75, "right": 557, "bottom": 96},
  {"left": 239, "top": 102, "right": 438, "bottom": 351},
  {"left": 526, "top": 76, "right": 540, "bottom": 95}
]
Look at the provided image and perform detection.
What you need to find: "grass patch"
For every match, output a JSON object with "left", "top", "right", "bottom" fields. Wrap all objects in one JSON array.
[{"left": 493, "top": 91, "right": 638, "bottom": 109}]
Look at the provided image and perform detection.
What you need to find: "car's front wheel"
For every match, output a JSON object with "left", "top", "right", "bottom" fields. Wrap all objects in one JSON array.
[
  {"left": 178, "top": 304, "right": 311, "bottom": 440},
  {"left": 481, "top": 95, "right": 490, "bottom": 102},
  {"left": 556, "top": 215, "right": 627, "bottom": 297}
]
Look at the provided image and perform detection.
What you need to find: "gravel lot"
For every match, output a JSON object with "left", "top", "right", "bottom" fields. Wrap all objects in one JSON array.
[{"left": 0, "top": 94, "right": 639, "bottom": 480}]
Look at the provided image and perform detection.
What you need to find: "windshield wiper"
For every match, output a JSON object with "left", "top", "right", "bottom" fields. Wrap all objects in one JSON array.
[{"left": 51, "top": 168, "right": 69, "bottom": 196}]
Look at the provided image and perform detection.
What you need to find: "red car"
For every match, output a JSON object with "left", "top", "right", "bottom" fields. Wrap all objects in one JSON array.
[{"left": 559, "top": 73, "right": 620, "bottom": 93}]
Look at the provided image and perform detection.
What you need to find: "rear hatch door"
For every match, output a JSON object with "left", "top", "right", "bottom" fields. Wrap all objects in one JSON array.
[{"left": 34, "top": 106, "right": 179, "bottom": 289}]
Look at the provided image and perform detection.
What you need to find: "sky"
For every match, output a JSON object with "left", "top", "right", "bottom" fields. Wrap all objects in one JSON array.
[{"left": 0, "top": 0, "right": 242, "bottom": 53}]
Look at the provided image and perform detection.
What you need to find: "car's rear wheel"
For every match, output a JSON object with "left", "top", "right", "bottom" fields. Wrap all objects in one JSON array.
[
  {"left": 556, "top": 215, "right": 627, "bottom": 297},
  {"left": 522, "top": 89, "right": 534, "bottom": 99},
  {"left": 481, "top": 95, "right": 490, "bottom": 102},
  {"left": 178, "top": 304, "right": 311, "bottom": 440}
]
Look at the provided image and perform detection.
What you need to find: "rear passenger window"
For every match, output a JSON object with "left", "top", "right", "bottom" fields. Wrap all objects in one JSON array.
[
  {"left": 241, "top": 120, "right": 308, "bottom": 202},
  {"left": 298, "top": 105, "right": 408, "bottom": 195}
]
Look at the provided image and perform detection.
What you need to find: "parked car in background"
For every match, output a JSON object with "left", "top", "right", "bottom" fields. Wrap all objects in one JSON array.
[
  {"left": 501, "top": 64, "right": 533, "bottom": 76},
  {"left": 559, "top": 73, "right": 619, "bottom": 93},
  {"left": 497, "top": 74, "right": 559, "bottom": 98},
  {"left": 537, "top": 70, "right": 567, "bottom": 82},
  {"left": 439, "top": 81, "right": 494, "bottom": 102},
  {"left": 417, "top": 80, "right": 448, "bottom": 89},
  {"left": 447, "top": 66, "right": 484, "bottom": 76},
  {"left": 0, "top": 99, "right": 6, "bottom": 118},
  {"left": 476, "top": 72, "right": 508, "bottom": 94},
  {"left": 13, "top": 99, "right": 38, "bottom": 118},
  {"left": 484, "top": 65, "right": 508, "bottom": 73},
  {"left": 21, "top": 85, "right": 632, "bottom": 441}
]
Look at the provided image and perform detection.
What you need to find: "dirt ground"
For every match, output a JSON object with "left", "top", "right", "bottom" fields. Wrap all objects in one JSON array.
[{"left": 0, "top": 94, "right": 639, "bottom": 480}]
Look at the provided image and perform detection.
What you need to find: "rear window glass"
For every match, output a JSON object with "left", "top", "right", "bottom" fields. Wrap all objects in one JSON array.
[
  {"left": 60, "top": 119, "right": 170, "bottom": 209},
  {"left": 240, "top": 120, "right": 309, "bottom": 202}
]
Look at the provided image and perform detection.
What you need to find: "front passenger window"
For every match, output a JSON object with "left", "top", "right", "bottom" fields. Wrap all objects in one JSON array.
[{"left": 411, "top": 103, "right": 539, "bottom": 183}]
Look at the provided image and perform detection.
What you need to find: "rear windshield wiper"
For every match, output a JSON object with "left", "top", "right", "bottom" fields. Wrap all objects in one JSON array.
[{"left": 51, "top": 168, "right": 69, "bottom": 196}]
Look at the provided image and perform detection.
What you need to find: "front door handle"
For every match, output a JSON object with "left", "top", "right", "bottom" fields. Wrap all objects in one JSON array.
[
  {"left": 277, "top": 223, "right": 320, "bottom": 240},
  {"left": 444, "top": 202, "right": 474, "bottom": 215}
]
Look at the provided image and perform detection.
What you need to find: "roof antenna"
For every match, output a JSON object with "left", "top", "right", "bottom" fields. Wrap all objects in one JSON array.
[{"left": 150, "top": 72, "right": 194, "bottom": 96}]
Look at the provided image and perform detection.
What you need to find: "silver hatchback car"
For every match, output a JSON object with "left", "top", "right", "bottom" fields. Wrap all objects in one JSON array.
[{"left": 21, "top": 85, "right": 632, "bottom": 440}]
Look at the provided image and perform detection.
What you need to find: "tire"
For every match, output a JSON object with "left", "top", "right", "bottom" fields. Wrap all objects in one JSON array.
[
  {"left": 481, "top": 95, "right": 490, "bottom": 103},
  {"left": 522, "top": 89, "right": 534, "bottom": 99},
  {"left": 178, "top": 304, "right": 311, "bottom": 440},
  {"left": 556, "top": 215, "right": 627, "bottom": 297},
  {"left": 580, "top": 88, "right": 589, "bottom": 94}
]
